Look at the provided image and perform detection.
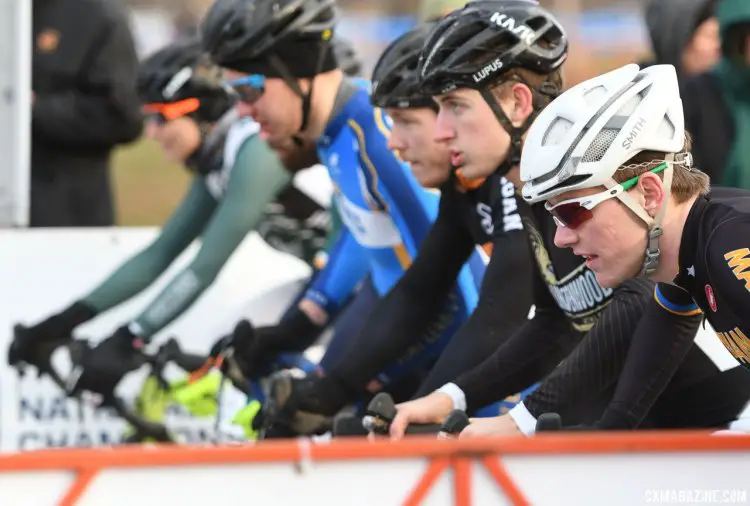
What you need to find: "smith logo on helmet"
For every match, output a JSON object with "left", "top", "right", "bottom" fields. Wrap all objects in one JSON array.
[
  {"left": 473, "top": 58, "right": 503, "bottom": 83},
  {"left": 489, "top": 12, "right": 535, "bottom": 45},
  {"left": 622, "top": 117, "right": 647, "bottom": 150}
]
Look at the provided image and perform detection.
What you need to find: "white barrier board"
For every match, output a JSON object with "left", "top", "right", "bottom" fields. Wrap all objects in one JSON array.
[{"left": 0, "top": 228, "right": 311, "bottom": 452}]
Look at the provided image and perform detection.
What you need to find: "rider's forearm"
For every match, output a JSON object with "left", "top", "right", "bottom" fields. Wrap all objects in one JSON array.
[
  {"left": 330, "top": 199, "right": 475, "bottom": 391},
  {"left": 522, "top": 278, "right": 653, "bottom": 423},
  {"left": 131, "top": 137, "right": 291, "bottom": 339},
  {"left": 413, "top": 226, "right": 534, "bottom": 397},
  {"left": 81, "top": 178, "right": 216, "bottom": 314},
  {"left": 304, "top": 228, "right": 369, "bottom": 315},
  {"left": 454, "top": 307, "right": 575, "bottom": 413},
  {"left": 601, "top": 288, "right": 702, "bottom": 428}
]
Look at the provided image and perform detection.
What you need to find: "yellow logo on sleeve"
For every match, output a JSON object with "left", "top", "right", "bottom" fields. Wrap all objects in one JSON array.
[{"left": 724, "top": 248, "right": 750, "bottom": 290}]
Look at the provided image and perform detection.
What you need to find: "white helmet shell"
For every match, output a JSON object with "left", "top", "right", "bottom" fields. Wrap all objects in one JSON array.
[{"left": 520, "top": 63, "right": 684, "bottom": 204}]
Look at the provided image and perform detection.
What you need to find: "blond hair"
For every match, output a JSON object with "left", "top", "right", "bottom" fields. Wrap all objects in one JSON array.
[{"left": 613, "top": 132, "right": 710, "bottom": 204}]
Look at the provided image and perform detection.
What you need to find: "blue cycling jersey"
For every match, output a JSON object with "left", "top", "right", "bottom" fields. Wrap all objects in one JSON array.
[
  {"left": 301, "top": 86, "right": 433, "bottom": 303},
  {"left": 295, "top": 84, "right": 491, "bottom": 395},
  {"left": 304, "top": 84, "right": 483, "bottom": 315}
]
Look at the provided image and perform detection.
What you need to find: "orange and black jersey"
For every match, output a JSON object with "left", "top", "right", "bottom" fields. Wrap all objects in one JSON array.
[{"left": 660, "top": 187, "right": 750, "bottom": 368}]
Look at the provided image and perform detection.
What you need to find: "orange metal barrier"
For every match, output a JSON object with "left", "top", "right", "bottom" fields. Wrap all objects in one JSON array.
[{"left": 0, "top": 431, "right": 748, "bottom": 506}]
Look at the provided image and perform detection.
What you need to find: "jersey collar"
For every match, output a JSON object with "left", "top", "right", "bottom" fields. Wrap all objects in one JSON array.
[
  {"left": 319, "top": 86, "right": 370, "bottom": 147},
  {"left": 674, "top": 194, "right": 709, "bottom": 287}
]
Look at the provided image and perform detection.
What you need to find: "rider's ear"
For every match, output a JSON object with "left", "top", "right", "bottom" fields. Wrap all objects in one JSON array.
[
  {"left": 508, "top": 82, "right": 534, "bottom": 127},
  {"left": 638, "top": 172, "right": 667, "bottom": 217}
]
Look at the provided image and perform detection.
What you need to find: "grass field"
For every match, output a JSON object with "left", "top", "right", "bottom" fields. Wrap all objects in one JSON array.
[{"left": 111, "top": 139, "right": 192, "bottom": 226}]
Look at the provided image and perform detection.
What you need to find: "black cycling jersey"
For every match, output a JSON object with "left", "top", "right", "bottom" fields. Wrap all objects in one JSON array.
[
  {"left": 454, "top": 199, "right": 619, "bottom": 411},
  {"left": 453, "top": 193, "right": 750, "bottom": 432},
  {"left": 590, "top": 187, "right": 750, "bottom": 428},
  {"left": 670, "top": 187, "right": 750, "bottom": 368},
  {"left": 522, "top": 276, "right": 750, "bottom": 430},
  {"left": 329, "top": 171, "right": 534, "bottom": 391}
]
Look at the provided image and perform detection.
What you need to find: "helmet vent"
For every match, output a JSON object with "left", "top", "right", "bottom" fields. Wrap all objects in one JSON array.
[
  {"left": 541, "top": 116, "right": 573, "bottom": 146},
  {"left": 582, "top": 85, "right": 607, "bottom": 105},
  {"left": 581, "top": 128, "right": 618, "bottom": 163}
]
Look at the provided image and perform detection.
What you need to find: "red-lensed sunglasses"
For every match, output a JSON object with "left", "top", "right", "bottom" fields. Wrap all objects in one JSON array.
[
  {"left": 142, "top": 97, "right": 201, "bottom": 123},
  {"left": 545, "top": 162, "right": 668, "bottom": 229}
]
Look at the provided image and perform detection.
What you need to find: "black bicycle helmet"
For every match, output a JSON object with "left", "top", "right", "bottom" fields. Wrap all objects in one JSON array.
[
  {"left": 418, "top": 0, "right": 567, "bottom": 173},
  {"left": 371, "top": 22, "right": 438, "bottom": 110},
  {"left": 332, "top": 35, "right": 362, "bottom": 77},
  {"left": 419, "top": 0, "right": 567, "bottom": 94},
  {"left": 200, "top": 0, "right": 338, "bottom": 140},
  {"left": 200, "top": 0, "right": 337, "bottom": 65},
  {"left": 137, "top": 37, "right": 235, "bottom": 124}
]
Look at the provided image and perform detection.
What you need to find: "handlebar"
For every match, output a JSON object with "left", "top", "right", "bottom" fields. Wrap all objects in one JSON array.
[
  {"left": 362, "top": 393, "right": 469, "bottom": 437},
  {"left": 21, "top": 336, "right": 209, "bottom": 444}
]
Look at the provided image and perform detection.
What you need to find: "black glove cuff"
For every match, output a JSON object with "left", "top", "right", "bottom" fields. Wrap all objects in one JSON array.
[
  {"left": 302, "top": 374, "right": 358, "bottom": 416},
  {"left": 256, "top": 310, "right": 323, "bottom": 355},
  {"left": 113, "top": 325, "right": 144, "bottom": 351},
  {"left": 63, "top": 301, "right": 97, "bottom": 326},
  {"left": 39, "top": 301, "right": 96, "bottom": 336},
  {"left": 278, "top": 309, "right": 320, "bottom": 335}
]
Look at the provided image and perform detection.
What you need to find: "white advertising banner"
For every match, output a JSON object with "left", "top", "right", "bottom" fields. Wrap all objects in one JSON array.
[{"left": 0, "top": 228, "right": 312, "bottom": 452}]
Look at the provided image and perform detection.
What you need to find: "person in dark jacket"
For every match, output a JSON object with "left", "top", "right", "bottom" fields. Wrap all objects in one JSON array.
[
  {"left": 642, "top": 0, "right": 720, "bottom": 80},
  {"left": 682, "top": 0, "right": 750, "bottom": 188},
  {"left": 31, "top": 0, "right": 143, "bottom": 227}
]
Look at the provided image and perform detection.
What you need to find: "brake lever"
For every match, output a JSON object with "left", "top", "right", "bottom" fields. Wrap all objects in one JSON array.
[{"left": 363, "top": 393, "right": 444, "bottom": 436}]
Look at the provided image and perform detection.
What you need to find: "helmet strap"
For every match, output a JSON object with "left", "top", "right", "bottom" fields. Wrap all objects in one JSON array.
[
  {"left": 479, "top": 76, "right": 557, "bottom": 177},
  {"left": 267, "top": 39, "right": 332, "bottom": 145},
  {"left": 610, "top": 153, "right": 675, "bottom": 277},
  {"left": 184, "top": 110, "right": 237, "bottom": 175},
  {"left": 642, "top": 155, "right": 673, "bottom": 276}
]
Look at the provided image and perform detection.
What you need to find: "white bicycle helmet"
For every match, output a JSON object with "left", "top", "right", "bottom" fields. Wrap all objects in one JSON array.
[{"left": 520, "top": 63, "right": 686, "bottom": 275}]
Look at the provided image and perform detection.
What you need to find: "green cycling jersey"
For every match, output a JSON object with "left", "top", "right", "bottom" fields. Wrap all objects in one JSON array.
[{"left": 80, "top": 116, "right": 334, "bottom": 339}]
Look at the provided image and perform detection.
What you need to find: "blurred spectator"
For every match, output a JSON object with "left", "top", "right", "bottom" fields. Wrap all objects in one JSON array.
[
  {"left": 172, "top": 6, "right": 200, "bottom": 38},
  {"left": 682, "top": 0, "right": 750, "bottom": 188},
  {"left": 31, "top": 0, "right": 143, "bottom": 227},
  {"left": 642, "top": 0, "right": 720, "bottom": 79}
]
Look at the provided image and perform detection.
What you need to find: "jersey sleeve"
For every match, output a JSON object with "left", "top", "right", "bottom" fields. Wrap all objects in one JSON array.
[
  {"left": 347, "top": 107, "right": 434, "bottom": 234},
  {"left": 653, "top": 282, "right": 702, "bottom": 316},
  {"left": 130, "top": 135, "right": 291, "bottom": 338},
  {"left": 412, "top": 194, "right": 534, "bottom": 396},
  {"left": 304, "top": 226, "right": 369, "bottom": 315},
  {"left": 705, "top": 221, "right": 750, "bottom": 364},
  {"left": 329, "top": 190, "right": 476, "bottom": 388},
  {"left": 81, "top": 177, "right": 216, "bottom": 314},
  {"left": 595, "top": 285, "right": 703, "bottom": 428},
  {"left": 454, "top": 257, "right": 575, "bottom": 412},
  {"left": 522, "top": 278, "right": 653, "bottom": 423}
]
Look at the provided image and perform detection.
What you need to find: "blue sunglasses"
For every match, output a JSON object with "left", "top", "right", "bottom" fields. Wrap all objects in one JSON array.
[{"left": 225, "top": 74, "right": 265, "bottom": 104}]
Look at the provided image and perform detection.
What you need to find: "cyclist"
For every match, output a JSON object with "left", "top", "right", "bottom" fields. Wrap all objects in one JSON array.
[
  {"left": 519, "top": 62, "right": 750, "bottom": 424},
  {"left": 383, "top": 0, "right": 750, "bottom": 438},
  {"left": 199, "top": 0, "right": 483, "bottom": 435},
  {"left": 250, "top": 20, "right": 539, "bottom": 429},
  {"left": 7, "top": 36, "right": 349, "bottom": 398}
]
